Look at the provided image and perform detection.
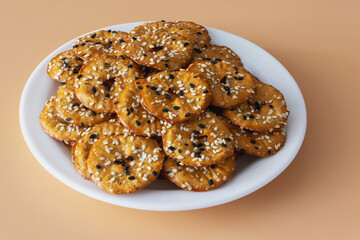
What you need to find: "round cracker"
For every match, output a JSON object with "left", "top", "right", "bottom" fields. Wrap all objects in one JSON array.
[
  {"left": 114, "top": 80, "right": 164, "bottom": 137},
  {"left": 87, "top": 134, "right": 165, "bottom": 194},
  {"left": 55, "top": 77, "right": 115, "bottom": 126},
  {"left": 187, "top": 60, "right": 255, "bottom": 108},
  {"left": 138, "top": 70, "right": 212, "bottom": 124},
  {"left": 71, "top": 121, "right": 129, "bottom": 180},
  {"left": 224, "top": 79, "right": 290, "bottom": 132},
  {"left": 162, "top": 111, "right": 234, "bottom": 167},
  {"left": 39, "top": 96, "right": 89, "bottom": 142},
  {"left": 163, "top": 154, "right": 235, "bottom": 191},
  {"left": 75, "top": 54, "right": 142, "bottom": 114},
  {"left": 47, "top": 50, "right": 83, "bottom": 82}
]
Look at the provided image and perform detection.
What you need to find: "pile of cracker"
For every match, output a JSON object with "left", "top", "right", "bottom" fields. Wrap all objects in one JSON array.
[{"left": 40, "top": 20, "right": 290, "bottom": 193}]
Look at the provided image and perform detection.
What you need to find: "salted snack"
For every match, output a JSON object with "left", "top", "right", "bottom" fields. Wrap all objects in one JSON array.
[
  {"left": 47, "top": 50, "right": 83, "bottom": 82},
  {"left": 138, "top": 71, "right": 212, "bottom": 124},
  {"left": 163, "top": 154, "right": 235, "bottom": 191},
  {"left": 194, "top": 44, "right": 242, "bottom": 67},
  {"left": 162, "top": 111, "right": 234, "bottom": 167},
  {"left": 87, "top": 134, "right": 165, "bottom": 194},
  {"left": 72, "top": 30, "right": 128, "bottom": 61},
  {"left": 40, "top": 20, "right": 291, "bottom": 194},
  {"left": 172, "top": 20, "right": 211, "bottom": 50},
  {"left": 123, "top": 29, "right": 194, "bottom": 71},
  {"left": 187, "top": 60, "right": 255, "bottom": 108},
  {"left": 55, "top": 78, "right": 114, "bottom": 126},
  {"left": 129, "top": 21, "right": 197, "bottom": 46},
  {"left": 75, "top": 54, "right": 142, "bottom": 114},
  {"left": 114, "top": 80, "right": 164, "bottom": 137},
  {"left": 224, "top": 79, "right": 289, "bottom": 132},
  {"left": 221, "top": 116, "right": 287, "bottom": 156},
  {"left": 72, "top": 121, "right": 128, "bottom": 179},
  {"left": 40, "top": 97, "right": 88, "bottom": 141}
]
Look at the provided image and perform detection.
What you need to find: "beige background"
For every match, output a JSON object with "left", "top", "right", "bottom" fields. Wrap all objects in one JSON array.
[{"left": 1, "top": 0, "right": 359, "bottom": 239}]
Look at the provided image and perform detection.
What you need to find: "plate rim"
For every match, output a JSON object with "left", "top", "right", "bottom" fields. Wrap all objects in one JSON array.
[{"left": 19, "top": 21, "right": 307, "bottom": 211}]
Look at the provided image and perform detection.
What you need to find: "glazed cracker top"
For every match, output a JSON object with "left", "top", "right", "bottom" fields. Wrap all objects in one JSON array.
[{"left": 40, "top": 20, "right": 289, "bottom": 194}]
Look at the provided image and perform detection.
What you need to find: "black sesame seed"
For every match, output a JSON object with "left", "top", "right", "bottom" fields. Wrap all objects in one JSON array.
[
  {"left": 91, "top": 111, "right": 96, "bottom": 116},
  {"left": 60, "top": 82, "right": 65, "bottom": 85},
  {"left": 169, "top": 74, "right": 174, "bottom": 79},
  {"left": 255, "top": 146, "right": 259, "bottom": 150},
  {"left": 120, "top": 39, "right": 125, "bottom": 43},
  {"left": 173, "top": 106, "right": 180, "bottom": 110},
  {"left": 235, "top": 76, "right": 244, "bottom": 80},
  {"left": 135, "top": 120, "right": 141, "bottom": 126},
  {"left": 255, "top": 102, "right": 261, "bottom": 111},
  {"left": 128, "top": 64, "right": 133, "bottom": 68},
  {"left": 105, "top": 93, "right": 110, "bottom": 98},
  {"left": 77, "top": 74, "right": 83, "bottom": 79},
  {"left": 80, "top": 43, "right": 86, "bottom": 46},
  {"left": 105, "top": 85, "right": 111, "bottom": 91},
  {"left": 269, "top": 104, "right": 274, "bottom": 109},
  {"left": 185, "top": 113, "right": 191, "bottom": 117},
  {"left": 198, "top": 124, "right": 205, "bottom": 128},
  {"left": 114, "top": 101, "right": 119, "bottom": 105},
  {"left": 203, "top": 90, "right": 209, "bottom": 94},
  {"left": 95, "top": 165, "right": 101, "bottom": 169},
  {"left": 150, "top": 86, "right": 157, "bottom": 90},
  {"left": 65, "top": 118, "right": 71, "bottom": 121},
  {"left": 147, "top": 120, "right": 151, "bottom": 124},
  {"left": 193, "top": 130, "right": 200, "bottom": 135},
  {"left": 211, "top": 60, "right": 217, "bottom": 64},
  {"left": 221, "top": 143, "right": 227, "bottom": 147},
  {"left": 131, "top": 37, "right": 137, "bottom": 40},
  {"left": 137, "top": 85, "right": 143, "bottom": 90},
  {"left": 81, "top": 123, "right": 85, "bottom": 127},
  {"left": 168, "top": 146, "right": 176, "bottom": 151},
  {"left": 209, "top": 179, "right": 214, "bottom": 185},
  {"left": 89, "top": 133, "right": 97, "bottom": 139},
  {"left": 243, "top": 116, "right": 247, "bottom": 120},
  {"left": 90, "top": 33, "right": 96, "bottom": 38},
  {"left": 224, "top": 86, "right": 230, "bottom": 91},
  {"left": 190, "top": 83, "right": 195, "bottom": 88},
  {"left": 152, "top": 171, "right": 158, "bottom": 177},
  {"left": 73, "top": 44, "right": 79, "bottom": 48},
  {"left": 104, "top": 62, "right": 109, "bottom": 67},
  {"left": 250, "top": 140, "right": 256, "bottom": 144},
  {"left": 179, "top": 90, "right": 184, "bottom": 96},
  {"left": 268, "top": 150, "right": 271, "bottom": 154},
  {"left": 227, "top": 91, "right": 231, "bottom": 96},
  {"left": 114, "top": 160, "right": 121, "bottom": 165},
  {"left": 164, "top": 63, "right": 169, "bottom": 68},
  {"left": 249, "top": 115, "right": 255, "bottom": 119},
  {"left": 165, "top": 93, "right": 171, "bottom": 99},
  {"left": 225, "top": 137, "right": 231, "bottom": 142},
  {"left": 72, "top": 69, "right": 79, "bottom": 74},
  {"left": 128, "top": 176, "right": 135, "bottom": 180},
  {"left": 178, "top": 149, "right": 182, "bottom": 153},
  {"left": 210, "top": 164, "right": 215, "bottom": 169},
  {"left": 119, "top": 55, "right": 125, "bottom": 59},
  {"left": 95, "top": 42, "right": 101, "bottom": 45},
  {"left": 162, "top": 108, "right": 169, "bottom": 112},
  {"left": 194, "top": 48, "right": 202, "bottom": 54},
  {"left": 128, "top": 156, "right": 134, "bottom": 160}
]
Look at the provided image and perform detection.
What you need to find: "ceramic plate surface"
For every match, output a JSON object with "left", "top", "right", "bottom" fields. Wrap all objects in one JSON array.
[{"left": 20, "top": 22, "right": 306, "bottom": 211}]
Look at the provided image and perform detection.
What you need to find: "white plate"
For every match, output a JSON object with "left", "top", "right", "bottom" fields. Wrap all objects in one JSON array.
[{"left": 19, "top": 22, "right": 307, "bottom": 211}]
